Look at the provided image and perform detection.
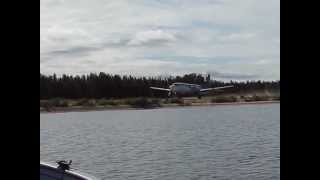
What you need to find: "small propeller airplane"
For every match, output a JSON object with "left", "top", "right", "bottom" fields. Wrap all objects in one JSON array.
[{"left": 150, "top": 82, "right": 233, "bottom": 99}]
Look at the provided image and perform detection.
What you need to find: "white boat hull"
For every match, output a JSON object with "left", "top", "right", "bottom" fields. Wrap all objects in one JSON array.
[{"left": 40, "top": 162, "right": 99, "bottom": 180}]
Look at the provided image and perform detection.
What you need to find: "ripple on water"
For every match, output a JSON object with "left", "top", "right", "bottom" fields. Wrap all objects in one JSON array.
[{"left": 41, "top": 104, "right": 280, "bottom": 180}]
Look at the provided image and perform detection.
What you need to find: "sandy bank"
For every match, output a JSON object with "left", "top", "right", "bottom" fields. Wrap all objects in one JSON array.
[{"left": 40, "top": 100, "right": 279, "bottom": 114}]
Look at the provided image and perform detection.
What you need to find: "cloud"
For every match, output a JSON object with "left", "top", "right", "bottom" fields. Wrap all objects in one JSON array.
[
  {"left": 127, "top": 30, "right": 177, "bottom": 46},
  {"left": 40, "top": 0, "right": 280, "bottom": 81}
]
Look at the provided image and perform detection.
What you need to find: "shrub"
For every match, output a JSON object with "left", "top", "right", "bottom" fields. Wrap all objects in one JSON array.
[
  {"left": 74, "top": 99, "right": 86, "bottom": 106},
  {"left": 40, "top": 100, "right": 54, "bottom": 111},
  {"left": 169, "top": 98, "right": 184, "bottom": 104},
  {"left": 48, "top": 98, "right": 69, "bottom": 107},
  {"left": 97, "top": 99, "right": 119, "bottom": 106},
  {"left": 252, "top": 95, "right": 269, "bottom": 101},
  {"left": 74, "top": 99, "right": 96, "bottom": 107},
  {"left": 182, "top": 102, "right": 192, "bottom": 106},
  {"left": 163, "top": 98, "right": 172, "bottom": 104},
  {"left": 86, "top": 99, "right": 96, "bottom": 106},
  {"left": 244, "top": 95, "right": 269, "bottom": 102},
  {"left": 211, "top": 96, "right": 237, "bottom": 103},
  {"left": 151, "top": 99, "right": 161, "bottom": 107},
  {"left": 40, "top": 100, "right": 50, "bottom": 108},
  {"left": 125, "top": 98, "right": 148, "bottom": 108}
]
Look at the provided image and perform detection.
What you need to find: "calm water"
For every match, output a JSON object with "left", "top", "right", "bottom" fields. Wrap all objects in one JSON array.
[{"left": 40, "top": 103, "right": 280, "bottom": 180}]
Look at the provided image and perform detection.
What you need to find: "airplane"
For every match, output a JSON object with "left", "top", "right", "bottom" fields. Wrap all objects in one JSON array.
[{"left": 150, "top": 82, "right": 233, "bottom": 99}]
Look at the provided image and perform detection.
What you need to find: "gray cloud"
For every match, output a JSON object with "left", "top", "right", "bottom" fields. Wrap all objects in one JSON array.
[
  {"left": 127, "top": 30, "right": 177, "bottom": 46},
  {"left": 48, "top": 46, "right": 99, "bottom": 57},
  {"left": 40, "top": 38, "right": 131, "bottom": 62}
]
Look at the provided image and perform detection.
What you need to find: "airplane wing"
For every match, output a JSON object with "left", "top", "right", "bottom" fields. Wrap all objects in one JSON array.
[
  {"left": 200, "top": 85, "right": 234, "bottom": 92},
  {"left": 150, "top": 87, "right": 171, "bottom": 92}
]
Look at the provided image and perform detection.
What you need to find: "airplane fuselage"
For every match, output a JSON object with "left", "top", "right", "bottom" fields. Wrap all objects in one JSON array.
[{"left": 169, "top": 83, "right": 203, "bottom": 97}]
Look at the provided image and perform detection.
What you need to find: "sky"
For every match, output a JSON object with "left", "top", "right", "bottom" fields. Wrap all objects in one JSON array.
[{"left": 40, "top": 0, "right": 280, "bottom": 81}]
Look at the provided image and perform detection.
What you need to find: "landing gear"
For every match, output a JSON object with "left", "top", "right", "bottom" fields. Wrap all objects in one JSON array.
[
  {"left": 197, "top": 93, "right": 202, "bottom": 99},
  {"left": 168, "top": 91, "right": 179, "bottom": 98}
]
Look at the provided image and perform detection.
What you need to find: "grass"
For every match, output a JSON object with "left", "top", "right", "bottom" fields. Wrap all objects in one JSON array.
[{"left": 97, "top": 99, "right": 120, "bottom": 106}]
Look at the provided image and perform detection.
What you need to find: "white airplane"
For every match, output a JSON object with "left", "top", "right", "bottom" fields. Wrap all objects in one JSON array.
[{"left": 150, "top": 82, "right": 233, "bottom": 99}]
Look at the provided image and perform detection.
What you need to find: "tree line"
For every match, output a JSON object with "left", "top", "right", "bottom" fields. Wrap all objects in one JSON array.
[{"left": 40, "top": 73, "right": 280, "bottom": 99}]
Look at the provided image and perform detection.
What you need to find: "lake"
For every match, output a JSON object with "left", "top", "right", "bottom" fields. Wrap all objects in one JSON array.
[{"left": 40, "top": 103, "right": 280, "bottom": 180}]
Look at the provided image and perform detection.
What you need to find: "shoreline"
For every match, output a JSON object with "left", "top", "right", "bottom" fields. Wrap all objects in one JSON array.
[{"left": 40, "top": 100, "right": 280, "bottom": 114}]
